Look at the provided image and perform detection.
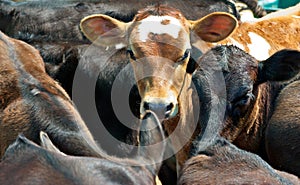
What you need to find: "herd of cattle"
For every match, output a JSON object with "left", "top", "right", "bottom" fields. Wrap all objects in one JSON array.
[{"left": 0, "top": 0, "right": 300, "bottom": 184}]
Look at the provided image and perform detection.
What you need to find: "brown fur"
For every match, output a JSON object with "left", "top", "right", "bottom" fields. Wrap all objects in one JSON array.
[
  {"left": 226, "top": 15, "right": 300, "bottom": 56},
  {"left": 197, "top": 6, "right": 300, "bottom": 60},
  {"left": 80, "top": 4, "right": 237, "bottom": 175},
  {"left": 195, "top": 45, "right": 300, "bottom": 178},
  {"left": 266, "top": 80, "right": 300, "bottom": 176},
  {"left": 178, "top": 137, "right": 299, "bottom": 185},
  {"left": 0, "top": 111, "right": 165, "bottom": 185},
  {"left": 0, "top": 31, "right": 102, "bottom": 158},
  {"left": 0, "top": 135, "right": 153, "bottom": 185}
]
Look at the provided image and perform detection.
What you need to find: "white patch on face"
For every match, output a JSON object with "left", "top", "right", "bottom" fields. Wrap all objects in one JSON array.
[
  {"left": 138, "top": 15, "right": 182, "bottom": 42},
  {"left": 247, "top": 32, "right": 271, "bottom": 60}
]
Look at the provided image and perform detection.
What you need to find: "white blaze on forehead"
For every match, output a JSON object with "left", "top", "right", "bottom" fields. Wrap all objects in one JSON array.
[
  {"left": 247, "top": 32, "right": 271, "bottom": 60},
  {"left": 138, "top": 15, "right": 182, "bottom": 42}
]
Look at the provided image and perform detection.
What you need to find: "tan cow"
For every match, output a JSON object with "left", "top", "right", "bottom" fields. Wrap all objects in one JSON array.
[
  {"left": 195, "top": 3, "right": 300, "bottom": 60},
  {"left": 80, "top": 4, "right": 238, "bottom": 176}
]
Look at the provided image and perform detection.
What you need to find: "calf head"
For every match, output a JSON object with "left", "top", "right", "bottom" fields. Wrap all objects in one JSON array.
[
  {"left": 80, "top": 5, "right": 237, "bottom": 120},
  {"left": 198, "top": 46, "right": 300, "bottom": 140}
]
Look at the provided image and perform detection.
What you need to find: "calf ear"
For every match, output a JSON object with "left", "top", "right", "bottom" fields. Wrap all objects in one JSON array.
[
  {"left": 40, "top": 131, "right": 67, "bottom": 156},
  {"left": 257, "top": 49, "right": 300, "bottom": 83},
  {"left": 80, "top": 14, "right": 129, "bottom": 48},
  {"left": 190, "top": 12, "right": 237, "bottom": 42}
]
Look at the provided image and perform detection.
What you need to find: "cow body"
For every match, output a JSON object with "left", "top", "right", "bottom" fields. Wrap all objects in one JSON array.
[
  {"left": 196, "top": 3, "right": 300, "bottom": 61},
  {"left": 80, "top": 5, "right": 238, "bottom": 181},
  {"left": 194, "top": 45, "right": 300, "bottom": 177},
  {"left": 179, "top": 63, "right": 299, "bottom": 185},
  {"left": 265, "top": 80, "right": 300, "bottom": 176},
  {"left": 179, "top": 137, "right": 299, "bottom": 185},
  {"left": 0, "top": 111, "right": 165, "bottom": 185},
  {"left": 0, "top": 31, "right": 102, "bottom": 158}
]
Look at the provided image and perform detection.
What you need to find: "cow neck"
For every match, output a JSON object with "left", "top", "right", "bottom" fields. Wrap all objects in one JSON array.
[
  {"left": 232, "top": 82, "right": 283, "bottom": 153},
  {"left": 221, "top": 86, "right": 261, "bottom": 143},
  {"left": 162, "top": 72, "right": 199, "bottom": 172}
]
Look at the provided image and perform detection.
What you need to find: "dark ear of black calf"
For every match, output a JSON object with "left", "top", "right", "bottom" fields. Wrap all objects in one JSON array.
[{"left": 257, "top": 49, "right": 300, "bottom": 83}]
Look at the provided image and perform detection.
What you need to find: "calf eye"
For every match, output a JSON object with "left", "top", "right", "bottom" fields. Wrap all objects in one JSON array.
[
  {"left": 127, "top": 49, "right": 136, "bottom": 60},
  {"left": 231, "top": 92, "right": 255, "bottom": 118}
]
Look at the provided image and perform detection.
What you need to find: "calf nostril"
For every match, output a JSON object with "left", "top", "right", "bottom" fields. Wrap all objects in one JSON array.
[
  {"left": 166, "top": 103, "right": 174, "bottom": 113},
  {"left": 143, "top": 102, "right": 150, "bottom": 111}
]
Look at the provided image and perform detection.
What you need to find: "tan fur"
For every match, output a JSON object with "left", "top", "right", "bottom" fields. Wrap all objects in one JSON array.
[
  {"left": 222, "top": 15, "right": 300, "bottom": 58},
  {"left": 196, "top": 6, "right": 300, "bottom": 59},
  {"left": 0, "top": 31, "right": 101, "bottom": 158},
  {"left": 179, "top": 141, "right": 300, "bottom": 185},
  {"left": 0, "top": 32, "right": 71, "bottom": 156},
  {"left": 80, "top": 5, "right": 237, "bottom": 173}
]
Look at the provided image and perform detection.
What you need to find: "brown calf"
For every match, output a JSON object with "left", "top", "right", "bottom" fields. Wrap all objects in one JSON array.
[
  {"left": 178, "top": 137, "right": 299, "bottom": 185},
  {"left": 0, "top": 111, "right": 166, "bottom": 185},
  {"left": 0, "top": 31, "right": 102, "bottom": 158},
  {"left": 196, "top": 3, "right": 300, "bottom": 61},
  {"left": 80, "top": 5, "right": 238, "bottom": 174}
]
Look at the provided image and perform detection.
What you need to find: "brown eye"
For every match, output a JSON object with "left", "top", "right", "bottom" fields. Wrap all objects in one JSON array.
[{"left": 127, "top": 49, "right": 136, "bottom": 60}]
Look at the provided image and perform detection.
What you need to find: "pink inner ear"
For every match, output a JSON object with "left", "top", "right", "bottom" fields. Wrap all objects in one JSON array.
[
  {"left": 205, "top": 16, "right": 235, "bottom": 35},
  {"left": 85, "top": 17, "right": 118, "bottom": 36},
  {"left": 195, "top": 14, "right": 236, "bottom": 42}
]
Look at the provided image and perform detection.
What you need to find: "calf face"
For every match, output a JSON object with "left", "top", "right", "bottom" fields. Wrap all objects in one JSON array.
[
  {"left": 222, "top": 47, "right": 300, "bottom": 142},
  {"left": 0, "top": 0, "right": 239, "bottom": 99},
  {"left": 80, "top": 4, "right": 237, "bottom": 120},
  {"left": 196, "top": 45, "right": 300, "bottom": 142},
  {"left": 193, "top": 45, "right": 300, "bottom": 178}
]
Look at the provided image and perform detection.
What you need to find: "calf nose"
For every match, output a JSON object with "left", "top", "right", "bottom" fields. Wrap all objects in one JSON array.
[{"left": 143, "top": 101, "right": 176, "bottom": 120}]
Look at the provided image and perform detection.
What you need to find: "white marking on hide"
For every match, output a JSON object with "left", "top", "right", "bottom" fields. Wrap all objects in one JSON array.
[
  {"left": 247, "top": 32, "right": 271, "bottom": 60},
  {"left": 229, "top": 38, "right": 245, "bottom": 51},
  {"left": 292, "top": 15, "right": 300, "bottom": 19},
  {"left": 138, "top": 15, "right": 182, "bottom": 42},
  {"left": 115, "top": 43, "right": 126, "bottom": 50},
  {"left": 240, "top": 10, "right": 256, "bottom": 22}
]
